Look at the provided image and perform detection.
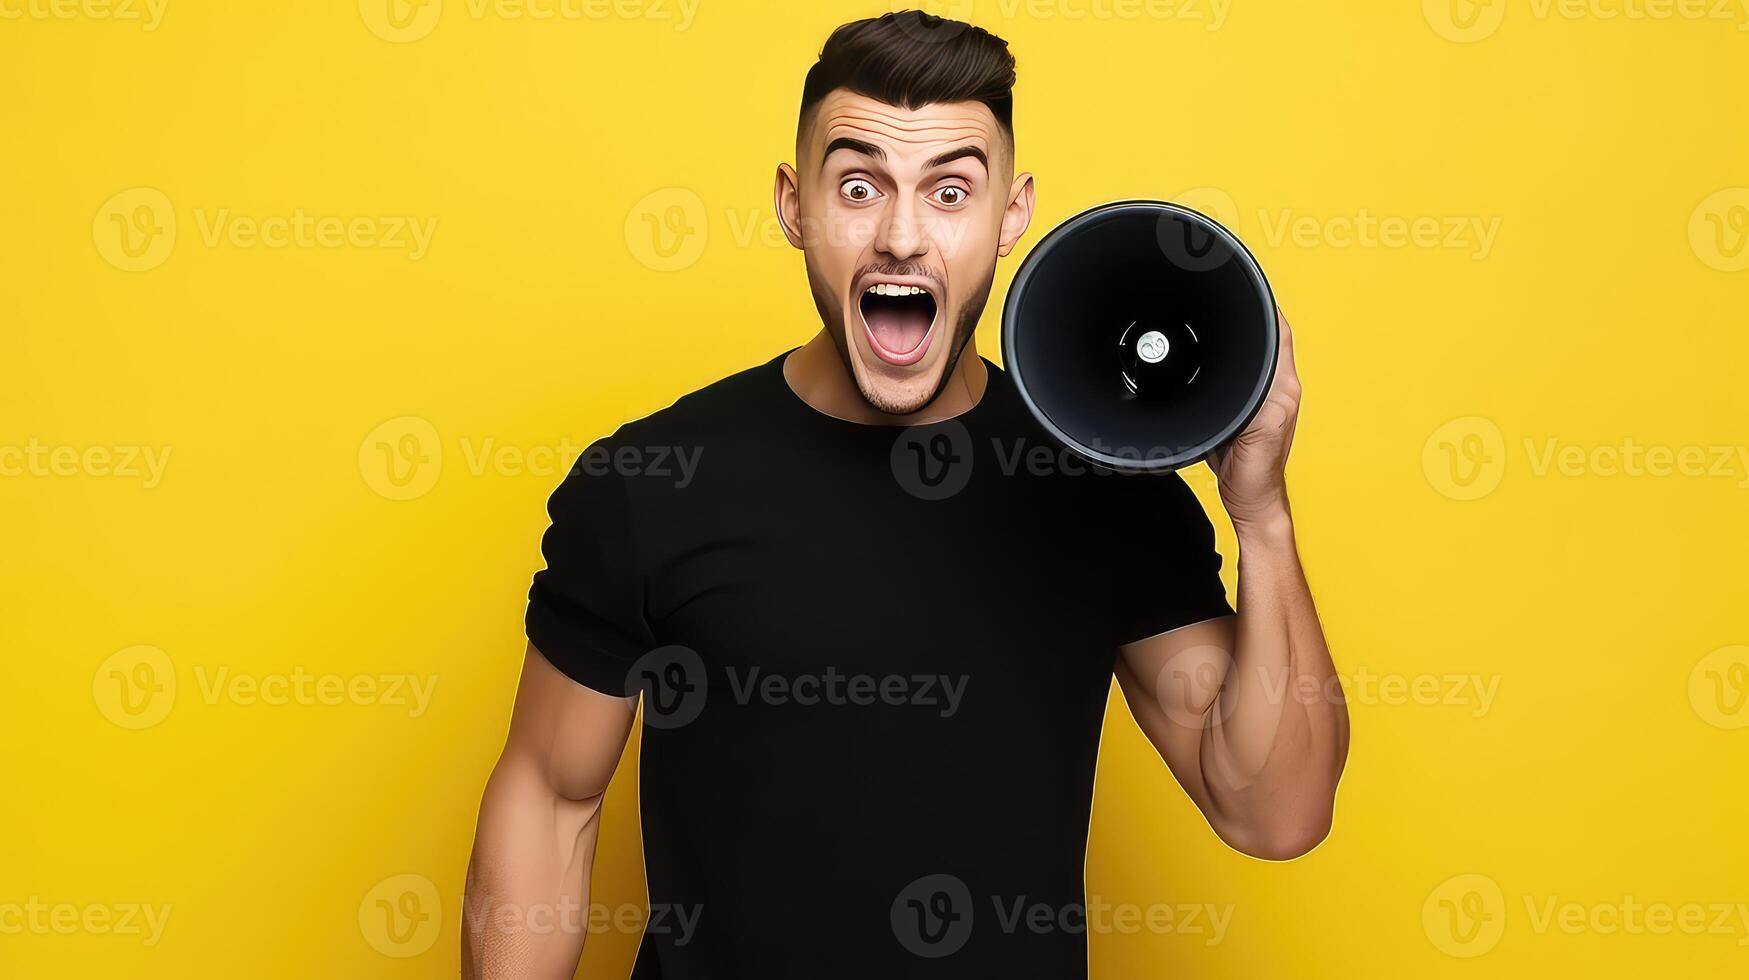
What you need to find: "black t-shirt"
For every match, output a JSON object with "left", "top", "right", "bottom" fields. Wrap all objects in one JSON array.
[{"left": 526, "top": 350, "right": 1233, "bottom": 978}]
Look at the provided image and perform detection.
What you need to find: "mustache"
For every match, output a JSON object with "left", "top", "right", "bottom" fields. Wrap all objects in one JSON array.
[{"left": 855, "top": 263, "right": 944, "bottom": 292}]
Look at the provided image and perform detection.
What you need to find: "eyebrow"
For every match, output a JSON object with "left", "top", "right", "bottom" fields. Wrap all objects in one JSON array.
[
  {"left": 925, "top": 145, "right": 988, "bottom": 172},
  {"left": 822, "top": 137, "right": 884, "bottom": 168},
  {"left": 819, "top": 138, "right": 990, "bottom": 174}
]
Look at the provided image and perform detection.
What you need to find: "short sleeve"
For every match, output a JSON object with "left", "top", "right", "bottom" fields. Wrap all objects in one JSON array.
[
  {"left": 525, "top": 439, "right": 656, "bottom": 696},
  {"left": 1109, "top": 469, "right": 1235, "bottom": 645}
]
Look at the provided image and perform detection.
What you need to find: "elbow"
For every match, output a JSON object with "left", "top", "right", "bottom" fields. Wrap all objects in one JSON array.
[{"left": 1220, "top": 811, "right": 1333, "bottom": 862}]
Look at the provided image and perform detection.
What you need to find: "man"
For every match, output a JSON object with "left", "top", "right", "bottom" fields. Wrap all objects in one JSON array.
[{"left": 464, "top": 11, "right": 1347, "bottom": 978}]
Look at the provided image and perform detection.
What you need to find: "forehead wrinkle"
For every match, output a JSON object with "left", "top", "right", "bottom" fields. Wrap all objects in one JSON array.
[
  {"left": 822, "top": 118, "right": 993, "bottom": 152},
  {"left": 829, "top": 119, "right": 990, "bottom": 142},
  {"left": 836, "top": 103, "right": 994, "bottom": 128}
]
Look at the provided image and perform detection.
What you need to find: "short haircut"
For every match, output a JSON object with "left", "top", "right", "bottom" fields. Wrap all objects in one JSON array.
[{"left": 798, "top": 11, "right": 1017, "bottom": 143}]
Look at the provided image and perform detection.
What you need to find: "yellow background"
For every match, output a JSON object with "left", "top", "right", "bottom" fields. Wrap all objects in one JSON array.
[{"left": 4, "top": 0, "right": 1748, "bottom": 976}]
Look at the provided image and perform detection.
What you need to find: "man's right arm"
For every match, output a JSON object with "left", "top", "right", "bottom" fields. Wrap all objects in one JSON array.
[{"left": 463, "top": 644, "right": 637, "bottom": 979}]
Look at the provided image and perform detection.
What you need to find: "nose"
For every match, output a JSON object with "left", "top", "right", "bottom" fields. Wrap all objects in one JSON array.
[{"left": 874, "top": 194, "right": 930, "bottom": 261}]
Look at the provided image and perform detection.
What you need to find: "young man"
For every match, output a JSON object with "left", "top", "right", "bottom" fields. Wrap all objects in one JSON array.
[{"left": 464, "top": 12, "right": 1347, "bottom": 978}]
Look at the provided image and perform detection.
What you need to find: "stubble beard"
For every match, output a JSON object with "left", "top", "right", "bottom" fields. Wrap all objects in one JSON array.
[{"left": 808, "top": 266, "right": 996, "bottom": 418}]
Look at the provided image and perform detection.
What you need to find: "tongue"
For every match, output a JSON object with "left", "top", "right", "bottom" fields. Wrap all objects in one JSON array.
[{"left": 866, "top": 304, "right": 931, "bottom": 355}]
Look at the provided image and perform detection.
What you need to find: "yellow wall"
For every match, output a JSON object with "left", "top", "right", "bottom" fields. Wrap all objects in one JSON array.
[{"left": 5, "top": 0, "right": 1748, "bottom": 976}]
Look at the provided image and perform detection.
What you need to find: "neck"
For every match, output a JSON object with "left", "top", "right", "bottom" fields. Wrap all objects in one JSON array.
[{"left": 783, "top": 329, "right": 988, "bottom": 425}]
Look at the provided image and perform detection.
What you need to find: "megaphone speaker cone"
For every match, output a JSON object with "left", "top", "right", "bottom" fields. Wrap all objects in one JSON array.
[{"left": 1001, "top": 200, "right": 1278, "bottom": 472}]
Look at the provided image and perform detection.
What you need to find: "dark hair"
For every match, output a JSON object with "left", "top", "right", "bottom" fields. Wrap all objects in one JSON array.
[{"left": 798, "top": 11, "right": 1016, "bottom": 141}]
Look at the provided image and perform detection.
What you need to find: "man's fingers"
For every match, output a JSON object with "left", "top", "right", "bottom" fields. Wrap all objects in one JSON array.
[{"left": 1273, "top": 307, "right": 1299, "bottom": 382}]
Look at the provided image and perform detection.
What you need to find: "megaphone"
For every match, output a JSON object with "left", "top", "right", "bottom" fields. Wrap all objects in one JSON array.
[{"left": 1000, "top": 200, "right": 1278, "bottom": 472}]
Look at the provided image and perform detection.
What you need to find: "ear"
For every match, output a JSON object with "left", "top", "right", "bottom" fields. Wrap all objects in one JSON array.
[
  {"left": 997, "top": 172, "right": 1035, "bottom": 257},
  {"left": 774, "top": 163, "right": 805, "bottom": 250}
]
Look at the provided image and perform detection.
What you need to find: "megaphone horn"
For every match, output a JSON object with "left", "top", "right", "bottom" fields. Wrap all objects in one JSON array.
[{"left": 1000, "top": 200, "right": 1278, "bottom": 472}]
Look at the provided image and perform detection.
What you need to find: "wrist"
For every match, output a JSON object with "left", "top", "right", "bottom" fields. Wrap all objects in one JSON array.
[{"left": 1232, "top": 506, "right": 1295, "bottom": 551}]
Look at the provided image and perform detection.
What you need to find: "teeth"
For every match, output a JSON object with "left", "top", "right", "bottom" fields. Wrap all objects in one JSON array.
[{"left": 865, "top": 284, "right": 928, "bottom": 297}]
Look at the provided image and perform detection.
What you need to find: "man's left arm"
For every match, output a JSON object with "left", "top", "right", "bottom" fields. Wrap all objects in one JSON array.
[{"left": 1116, "top": 310, "right": 1350, "bottom": 860}]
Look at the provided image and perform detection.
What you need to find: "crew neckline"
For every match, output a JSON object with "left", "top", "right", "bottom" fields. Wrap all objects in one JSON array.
[{"left": 771, "top": 347, "right": 1004, "bottom": 430}]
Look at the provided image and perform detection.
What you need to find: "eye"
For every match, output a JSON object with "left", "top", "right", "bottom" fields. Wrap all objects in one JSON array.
[
  {"left": 931, "top": 185, "right": 969, "bottom": 207},
  {"left": 840, "top": 178, "right": 880, "bottom": 203}
]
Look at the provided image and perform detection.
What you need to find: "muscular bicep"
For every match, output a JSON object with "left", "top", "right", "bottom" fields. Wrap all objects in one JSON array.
[
  {"left": 1115, "top": 615, "right": 1237, "bottom": 808},
  {"left": 498, "top": 643, "right": 638, "bottom": 802}
]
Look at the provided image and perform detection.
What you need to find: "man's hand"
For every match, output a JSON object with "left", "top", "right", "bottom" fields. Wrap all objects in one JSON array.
[{"left": 1208, "top": 308, "right": 1300, "bottom": 530}]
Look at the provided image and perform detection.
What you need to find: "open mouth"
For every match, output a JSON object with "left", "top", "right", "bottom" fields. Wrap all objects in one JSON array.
[{"left": 858, "top": 282, "right": 939, "bottom": 366}]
